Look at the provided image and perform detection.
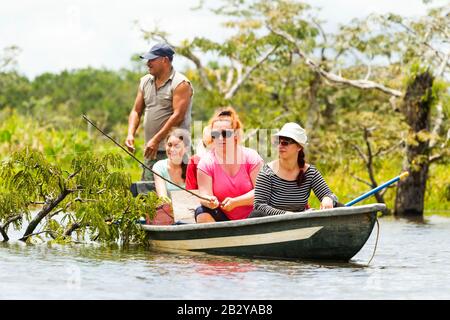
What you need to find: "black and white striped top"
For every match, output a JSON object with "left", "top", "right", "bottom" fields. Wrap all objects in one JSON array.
[{"left": 253, "top": 163, "right": 338, "bottom": 216}]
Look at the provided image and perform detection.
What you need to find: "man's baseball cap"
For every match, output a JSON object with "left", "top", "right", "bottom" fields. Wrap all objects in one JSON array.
[{"left": 140, "top": 43, "right": 175, "bottom": 60}]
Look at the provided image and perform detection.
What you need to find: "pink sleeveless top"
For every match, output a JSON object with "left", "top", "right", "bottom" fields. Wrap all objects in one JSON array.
[{"left": 197, "top": 147, "right": 263, "bottom": 220}]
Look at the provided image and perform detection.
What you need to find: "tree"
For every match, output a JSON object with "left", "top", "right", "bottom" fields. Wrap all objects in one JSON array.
[
  {"left": 338, "top": 111, "right": 407, "bottom": 214},
  {"left": 269, "top": 1, "right": 449, "bottom": 217},
  {"left": 29, "top": 68, "right": 140, "bottom": 129},
  {"left": 0, "top": 148, "right": 161, "bottom": 244},
  {"left": 0, "top": 45, "right": 21, "bottom": 72}
]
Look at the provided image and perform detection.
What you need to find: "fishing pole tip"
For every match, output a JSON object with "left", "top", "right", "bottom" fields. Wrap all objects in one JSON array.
[{"left": 400, "top": 172, "right": 409, "bottom": 180}]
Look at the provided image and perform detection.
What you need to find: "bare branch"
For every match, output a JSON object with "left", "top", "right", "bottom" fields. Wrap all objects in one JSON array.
[
  {"left": 379, "top": 185, "right": 395, "bottom": 196},
  {"left": 225, "top": 67, "right": 235, "bottom": 92},
  {"left": 397, "top": 20, "right": 450, "bottom": 69},
  {"left": 429, "top": 153, "right": 444, "bottom": 163},
  {"left": 428, "top": 130, "right": 450, "bottom": 163},
  {"left": 351, "top": 174, "right": 373, "bottom": 187},
  {"left": 179, "top": 47, "right": 214, "bottom": 92},
  {"left": 436, "top": 53, "right": 449, "bottom": 77},
  {"left": 214, "top": 69, "right": 224, "bottom": 93},
  {"left": 351, "top": 143, "right": 369, "bottom": 164},
  {"left": 389, "top": 95, "right": 400, "bottom": 111},
  {"left": 374, "top": 140, "right": 404, "bottom": 157},
  {"left": 364, "top": 62, "right": 372, "bottom": 81},
  {"left": 3, "top": 214, "right": 22, "bottom": 228},
  {"left": 22, "top": 230, "right": 57, "bottom": 239},
  {"left": 430, "top": 102, "right": 444, "bottom": 148},
  {"left": 269, "top": 27, "right": 404, "bottom": 97},
  {"left": 224, "top": 45, "right": 278, "bottom": 99},
  {"left": 64, "top": 222, "right": 81, "bottom": 237},
  {"left": 362, "top": 128, "right": 378, "bottom": 188},
  {"left": 68, "top": 167, "right": 82, "bottom": 180},
  {"left": 48, "top": 208, "right": 64, "bottom": 220},
  {"left": 74, "top": 197, "right": 97, "bottom": 203},
  {"left": 30, "top": 201, "right": 45, "bottom": 205},
  {"left": 312, "top": 18, "right": 328, "bottom": 45}
]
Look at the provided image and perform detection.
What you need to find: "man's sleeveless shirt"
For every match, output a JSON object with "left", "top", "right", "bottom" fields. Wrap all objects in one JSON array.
[{"left": 139, "top": 69, "right": 193, "bottom": 150}]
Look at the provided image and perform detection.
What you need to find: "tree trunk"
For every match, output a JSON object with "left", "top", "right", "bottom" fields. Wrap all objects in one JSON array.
[
  {"left": 395, "top": 71, "right": 434, "bottom": 217},
  {"left": 364, "top": 128, "right": 390, "bottom": 215}
]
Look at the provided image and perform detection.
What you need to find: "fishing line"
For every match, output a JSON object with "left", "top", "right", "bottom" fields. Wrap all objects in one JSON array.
[
  {"left": 367, "top": 217, "right": 380, "bottom": 266},
  {"left": 82, "top": 115, "right": 210, "bottom": 202}
]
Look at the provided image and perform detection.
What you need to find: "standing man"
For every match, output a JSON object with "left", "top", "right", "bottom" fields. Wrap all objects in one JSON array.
[{"left": 125, "top": 43, "right": 194, "bottom": 182}]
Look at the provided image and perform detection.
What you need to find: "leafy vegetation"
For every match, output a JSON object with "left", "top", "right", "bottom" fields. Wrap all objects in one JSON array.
[{"left": 0, "top": 147, "right": 161, "bottom": 244}]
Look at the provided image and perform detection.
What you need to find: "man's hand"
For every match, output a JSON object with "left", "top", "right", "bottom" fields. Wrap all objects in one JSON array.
[
  {"left": 125, "top": 134, "right": 135, "bottom": 153},
  {"left": 144, "top": 137, "right": 160, "bottom": 159}
]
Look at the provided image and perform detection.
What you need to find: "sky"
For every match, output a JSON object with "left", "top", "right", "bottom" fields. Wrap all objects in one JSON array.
[{"left": 0, "top": 0, "right": 446, "bottom": 78}]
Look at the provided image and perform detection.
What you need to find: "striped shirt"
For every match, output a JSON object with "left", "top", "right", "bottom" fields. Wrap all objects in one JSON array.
[{"left": 253, "top": 163, "right": 337, "bottom": 216}]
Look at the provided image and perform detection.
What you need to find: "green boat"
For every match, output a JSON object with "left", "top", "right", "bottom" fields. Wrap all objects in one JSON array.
[{"left": 142, "top": 202, "right": 385, "bottom": 261}]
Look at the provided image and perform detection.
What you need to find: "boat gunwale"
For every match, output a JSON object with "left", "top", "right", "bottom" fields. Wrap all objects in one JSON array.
[{"left": 141, "top": 203, "right": 385, "bottom": 232}]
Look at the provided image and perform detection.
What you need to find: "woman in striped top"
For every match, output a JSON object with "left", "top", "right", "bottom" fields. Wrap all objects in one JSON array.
[{"left": 251, "top": 122, "right": 338, "bottom": 217}]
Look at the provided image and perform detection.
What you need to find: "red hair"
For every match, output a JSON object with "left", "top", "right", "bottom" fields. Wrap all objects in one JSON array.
[{"left": 204, "top": 106, "right": 243, "bottom": 145}]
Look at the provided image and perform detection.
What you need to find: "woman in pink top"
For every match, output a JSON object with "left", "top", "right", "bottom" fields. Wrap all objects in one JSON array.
[{"left": 196, "top": 107, "right": 263, "bottom": 223}]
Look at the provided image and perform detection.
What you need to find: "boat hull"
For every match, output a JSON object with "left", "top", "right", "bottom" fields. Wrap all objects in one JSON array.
[{"left": 142, "top": 204, "right": 385, "bottom": 261}]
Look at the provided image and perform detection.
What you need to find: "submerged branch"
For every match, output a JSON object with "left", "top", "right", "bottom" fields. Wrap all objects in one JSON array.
[
  {"left": 22, "top": 230, "right": 57, "bottom": 240},
  {"left": 0, "top": 226, "right": 8, "bottom": 242},
  {"left": 20, "top": 189, "right": 73, "bottom": 242},
  {"left": 0, "top": 215, "right": 22, "bottom": 242},
  {"left": 64, "top": 222, "right": 82, "bottom": 237}
]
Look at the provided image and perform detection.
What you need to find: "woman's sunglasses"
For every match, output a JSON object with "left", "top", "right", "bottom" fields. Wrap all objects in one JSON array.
[
  {"left": 273, "top": 137, "right": 297, "bottom": 146},
  {"left": 211, "top": 129, "right": 234, "bottom": 139}
]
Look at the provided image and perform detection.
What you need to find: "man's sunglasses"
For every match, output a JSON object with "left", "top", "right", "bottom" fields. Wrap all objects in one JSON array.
[
  {"left": 211, "top": 130, "right": 234, "bottom": 139},
  {"left": 273, "top": 137, "right": 297, "bottom": 146}
]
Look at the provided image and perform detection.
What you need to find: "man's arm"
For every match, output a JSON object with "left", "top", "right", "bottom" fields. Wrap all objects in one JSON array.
[
  {"left": 125, "top": 89, "right": 145, "bottom": 152},
  {"left": 144, "top": 81, "right": 192, "bottom": 159}
]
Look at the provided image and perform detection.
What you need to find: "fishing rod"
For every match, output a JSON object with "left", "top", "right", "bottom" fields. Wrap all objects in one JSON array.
[
  {"left": 82, "top": 115, "right": 210, "bottom": 202},
  {"left": 345, "top": 172, "right": 409, "bottom": 206}
]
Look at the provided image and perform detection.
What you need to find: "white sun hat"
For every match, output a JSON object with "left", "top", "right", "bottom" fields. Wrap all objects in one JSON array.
[{"left": 273, "top": 122, "right": 308, "bottom": 146}]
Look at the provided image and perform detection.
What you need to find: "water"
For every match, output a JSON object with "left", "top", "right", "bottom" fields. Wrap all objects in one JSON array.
[{"left": 1, "top": 215, "right": 449, "bottom": 299}]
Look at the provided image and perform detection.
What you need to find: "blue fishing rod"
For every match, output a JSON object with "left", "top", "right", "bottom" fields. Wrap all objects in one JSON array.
[{"left": 345, "top": 172, "right": 409, "bottom": 206}]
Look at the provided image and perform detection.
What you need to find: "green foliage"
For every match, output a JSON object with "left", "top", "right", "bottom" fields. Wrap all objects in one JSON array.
[
  {"left": 0, "top": 68, "right": 141, "bottom": 130},
  {"left": 0, "top": 72, "right": 31, "bottom": 109},
  {"left": 0, "top": 147, "right": 161, "bottom": 245}
]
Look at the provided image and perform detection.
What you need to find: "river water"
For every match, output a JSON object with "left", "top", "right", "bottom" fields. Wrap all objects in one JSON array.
[{"left": 1, "top": 215, "right": 449, "bottom": 299}]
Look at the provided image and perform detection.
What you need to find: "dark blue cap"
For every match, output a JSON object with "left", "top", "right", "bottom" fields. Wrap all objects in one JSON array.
[{"left": 140, "top": 43, "right": 175, "bottom": 60}]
